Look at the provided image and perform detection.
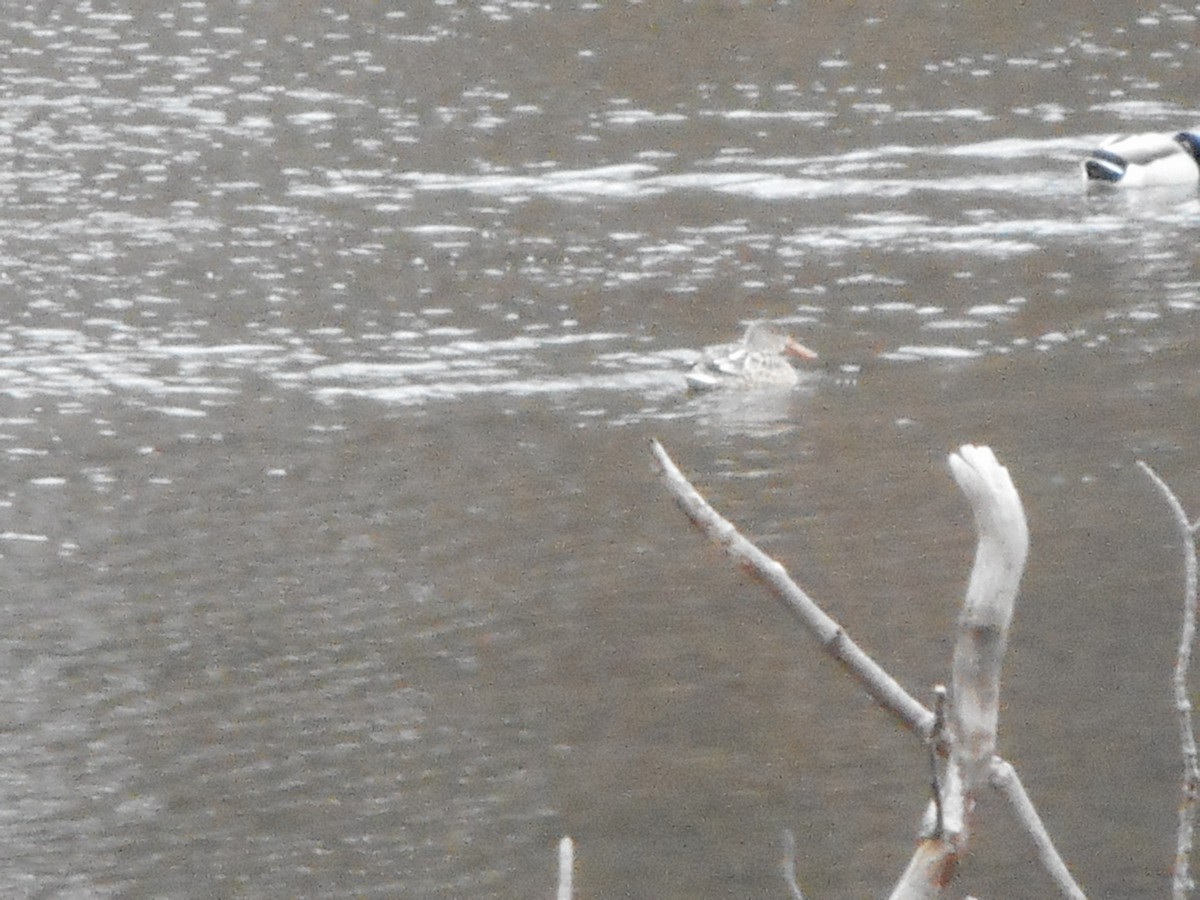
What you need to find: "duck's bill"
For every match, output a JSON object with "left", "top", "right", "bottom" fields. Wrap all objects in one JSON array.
[{"left": 784, "top": 338, "right": 818, "bottom": 360}]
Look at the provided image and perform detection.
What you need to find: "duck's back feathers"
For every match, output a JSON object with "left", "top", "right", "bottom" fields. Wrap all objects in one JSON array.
[
  {"left": 685, "top": 322, "right": 817, "bottom": 392},
  {"left": 685, "top": 343, "right": 797, "bottom": 391},
  {"left": 1083, "top": 131, "right": 1200, "bottom": 186}
]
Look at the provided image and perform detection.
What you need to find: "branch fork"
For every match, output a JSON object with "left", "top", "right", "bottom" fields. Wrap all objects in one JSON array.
[
  {"left": 554, "top": 447, "right": 1200, "bottom": 898},
  {"left": 651, "top": 439, "right": 1080, "bottom": 898}
]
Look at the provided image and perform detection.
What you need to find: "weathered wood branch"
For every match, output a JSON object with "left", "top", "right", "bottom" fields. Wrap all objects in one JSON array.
[
  {"left": 651, "top": 439, "right": 1086, "bottom": 898},
  {"left": 1138, "top": 461, "right": 1200, "bottom": 900},
  {"left": 557, "top": 835, "right": 574, "bottom": 900},
  {"left": 988, "top": 759, "right": 1086, "bottom": 899},
  {"left": 550, "top": 449, "right": 1198, "bottom": 896},
  {"left": 948, "top": 445, "right": 1029, "bottom": 792},
  {"left": 890, "top": 445, "right": 1033, "bottom": 899},
  {"left": 650, "top": 438, "right": 935, "bottom": 736}
]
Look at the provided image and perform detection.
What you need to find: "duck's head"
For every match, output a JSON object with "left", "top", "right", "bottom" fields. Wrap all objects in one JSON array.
[{"left": 1175, "top": 131, "right": 1200, "bottom": 163}]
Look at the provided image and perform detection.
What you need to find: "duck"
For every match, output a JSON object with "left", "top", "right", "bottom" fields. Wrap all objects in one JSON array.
[
  {"left": 685, "top": 321, "right": 818, "bottom": 392},
  {"left": 1082, "top": 131, "right": 1200, "bottom": 186}
]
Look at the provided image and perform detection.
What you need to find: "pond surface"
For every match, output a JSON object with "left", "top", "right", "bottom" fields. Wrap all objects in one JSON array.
[{"left": 0, "top": 1, "right": 1198, "bottom": 896}]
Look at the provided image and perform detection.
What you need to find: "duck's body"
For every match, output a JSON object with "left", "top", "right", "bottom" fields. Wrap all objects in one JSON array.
[
  {"left": 1083, "top": 131, "right": 1200, "bottom": 186},
  {"left": 685, "top": 321, "right": 817, "bottom": 392}
]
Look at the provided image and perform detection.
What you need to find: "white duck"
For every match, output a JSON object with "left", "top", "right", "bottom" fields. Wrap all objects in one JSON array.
[
  {"left": 1082, "top": 131, "right": 1200, "bottom": 186},
  {"left": 685, "top": 321, "right": 818, "bottom": 392}
]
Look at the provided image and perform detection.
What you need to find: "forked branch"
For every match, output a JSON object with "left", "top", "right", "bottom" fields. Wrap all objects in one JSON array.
[
  {"left": 890, "top": 445, "right": 1034, "bottom": 898},
  {"left": 551, "top": 449, "right": 1196, "bottom": 897},
  {"left": 652, "top": 439, "right": 1083, "bottom": 898}
]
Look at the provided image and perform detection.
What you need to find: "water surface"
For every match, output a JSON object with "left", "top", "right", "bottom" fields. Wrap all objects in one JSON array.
[{"left": 0, "top": 2, "right": 1197, "bottom": 896}]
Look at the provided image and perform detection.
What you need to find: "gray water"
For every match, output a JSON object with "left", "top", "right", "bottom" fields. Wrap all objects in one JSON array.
[{"left": 0, "top": 1, "right": 1198, "bottom": 896}]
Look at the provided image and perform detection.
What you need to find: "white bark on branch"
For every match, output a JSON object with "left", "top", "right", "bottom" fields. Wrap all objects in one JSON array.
[
  {"left": 1138, "top": 460, "right": 1200, "bottom": 900},
  {"left": 549, "top": 449, "right": 1198, "bottom": 896},
  {"left": 557, "top": 835, "right": 574, "bottom": 900},
  {"left": 650, "top": 438, "right": 934, "bottom": 736},
  {"left": 782, "top": 828, "right": 806, "bottom": 900},
  {"left": 890, "top": 446, "right": 1032, "bottom": 899},
  {"left": 650, "top": 439, "right": 1084, "bottom": 898},
  {"left": 948, "top": 445, "right": 1030, "bottom": 802},
  {"left": 988, "top": 759, "right": 1086, "bottom": 900}
]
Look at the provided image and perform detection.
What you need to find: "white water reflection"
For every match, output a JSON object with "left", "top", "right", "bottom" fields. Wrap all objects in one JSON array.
[{"left": 401, "top": 139, "right": 1081, "bottom": 204}]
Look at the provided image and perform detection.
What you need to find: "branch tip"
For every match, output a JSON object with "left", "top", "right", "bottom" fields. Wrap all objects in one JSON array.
[{"left": 556, "top": 835, "right": 574, "bottom": 900}]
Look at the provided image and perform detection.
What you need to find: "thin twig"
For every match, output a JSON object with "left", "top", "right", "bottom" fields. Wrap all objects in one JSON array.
[
  {"left": 989, "top": 759, "right": 1087, "bottom": 899},
  {"left": 650, "top": 438, "right": 934, "bottom": 736},
  {"left": 929, "top": 685, "right": 949, "bottom": 840},
  {"left": 1138, "top": 460, "right": 1200, "bottom": 900}
]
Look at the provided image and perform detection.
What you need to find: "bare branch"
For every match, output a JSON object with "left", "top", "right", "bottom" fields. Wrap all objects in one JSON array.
[
  {"left": 928, "top": 685, "right": 950, "bottom": 840},
  {"left": 988, "top": 758, "right": 1087, "bottom": 899},
  {"left": 948, "top": 445, "right": 1029, "bottom": 792},
  {"left": 654, "top": 440, "right": 1083, "bottom": 898},
  {"left": 650, "top": 438, "right": 934, "bottom": 736},
  {"left": 557, "top": 835, "right": 574, "bottom": 900},
  {"left": 891, "top": 446, "right": 1032, "bottom": 898},
  {"left": 948, "top": 445, "right": 1029, "bottom": 631},
  {"left": 1137, "top": 460, "right": 1200, "bottom": 900},
  {"left": 888, "top": 839, "right": 958, "bottom": 900},
  {"left": 781, "top": 828, "right": 806, "bottom": 900}
]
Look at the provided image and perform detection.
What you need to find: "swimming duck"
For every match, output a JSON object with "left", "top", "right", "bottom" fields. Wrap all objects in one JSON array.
[
  {"left": 685, "top": 321, "right": 818, "bottom": 392},
  {"left": 1082, "top": 131, "right": 1200, "bottom": 186}
]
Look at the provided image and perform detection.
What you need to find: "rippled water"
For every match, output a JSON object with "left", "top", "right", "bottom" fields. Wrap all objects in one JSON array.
[{"left": 0, "top": 1, "right": 1198, "bottom": 896}]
